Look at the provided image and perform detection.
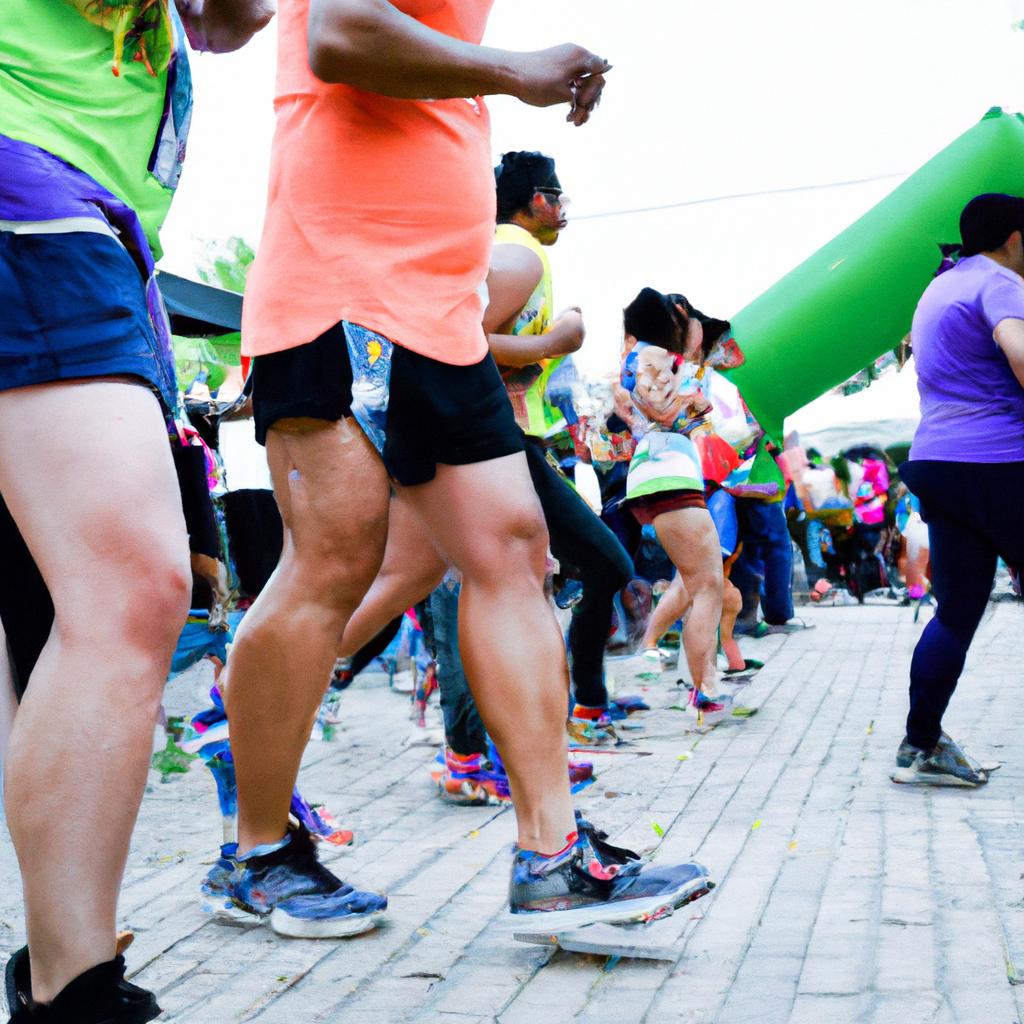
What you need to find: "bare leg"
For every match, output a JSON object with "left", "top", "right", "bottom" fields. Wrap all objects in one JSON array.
[
  {"left": 226, "top": 418, "right": 390, "bottom": 853},
  {"left": 653, "top": 508, "right": 724, "bottom": 696},
  {"left": 720, "top": 579, "right": 746, "bottom": 670},
  {"left": 0, "top": 625, "right": 16, "bottom": 795},
  {"left": 0, "top": 381, "right": 190, "bottom": 1002},
  {"left": 399, "top": 453, "right": 575, "bottom": 853},
  {"left": 640, "top": 574, "right": 691, "bottom": 651},
  {"left": 338, "top": 496, "right": 447, "bottom": 658}
]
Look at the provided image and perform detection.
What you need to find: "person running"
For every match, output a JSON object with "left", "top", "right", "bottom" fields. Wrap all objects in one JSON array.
[
  {"left": 0, "top": 1, "right": 272, "bottom": 1019},
  {"left": 620, "top": 288, "right": 731, "bottom": 720},
  {"left": 892, "top": 193, "right": 1024, "bottom": 788},
  {"left": 335, "top": 150, "right": 636, "bottom": 790},
  {"left": 216, "top": 0, "right": 710, "bottom": 940}
]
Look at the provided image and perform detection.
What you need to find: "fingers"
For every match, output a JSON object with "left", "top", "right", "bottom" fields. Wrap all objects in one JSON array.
[{"left": 568, "top": 71, "right": 605, "bottom": 124}]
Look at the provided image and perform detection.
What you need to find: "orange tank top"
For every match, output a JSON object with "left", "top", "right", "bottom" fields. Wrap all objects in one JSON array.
[{"left": 242, "top": 0, "right": 496, "bottom": 365}]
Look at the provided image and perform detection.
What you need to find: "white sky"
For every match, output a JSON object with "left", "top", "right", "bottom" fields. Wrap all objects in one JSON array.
[{"left": 160, "top": 0, "right": 1024, "bottom": 376}]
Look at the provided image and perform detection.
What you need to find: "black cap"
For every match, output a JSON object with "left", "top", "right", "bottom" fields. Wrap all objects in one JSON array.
[
  {"left": 959, "top": 193, "right": 1024, "bottom": 257},
  {"left": 495, "top": 152, "right": 561, "bottom": 221}
]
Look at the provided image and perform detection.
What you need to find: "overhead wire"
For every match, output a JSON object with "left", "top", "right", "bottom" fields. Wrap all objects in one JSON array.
[{"left": 570, "top": 171, "right": 908, "bottom": 222}]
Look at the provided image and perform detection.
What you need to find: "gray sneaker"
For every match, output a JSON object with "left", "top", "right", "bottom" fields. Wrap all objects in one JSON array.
[
  {"left": 895, "top": 733, "right": 999, "bottom": 773},
  {"left": 891, "top": 734, "right": 989, "bottom": 788}
]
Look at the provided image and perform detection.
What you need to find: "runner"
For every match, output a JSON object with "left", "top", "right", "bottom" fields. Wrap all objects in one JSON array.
[
  {"left": 336, "top": 151, "right": 637, "bottom": 797},
  {"left": 893, "top": 193, "right": 1024, "bottom": 787},
  {"left": 0, "top": 0, "right": 272, "bottom": 1019},
  {"left": 619, "top": 288, "right": 730, "bottom": 719},
  {"left": 215, "top": 0, "right": 710, "bottom": 940}
]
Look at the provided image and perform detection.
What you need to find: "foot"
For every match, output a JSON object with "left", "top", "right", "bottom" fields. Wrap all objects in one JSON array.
[
  {"left": 723, "top": 659, "right": 764, "bottom": 677},
  {"left": 891, "top": 734, "right": 989, "bottom": 788},
  {"left": 505, "top": 832, "right": 712, "bottom": 932},
  {"left": 605, "top": 695, "right": 650, "bottom": 719},
  {"left": 180, "top": 685, "right": 230, "bottom": 754},
  {"left": 574, "top": 811, "right": 642, "bottom": 866},
  {"left": 687, "top": 687, "right": 732, "bottom": 724},
  {"left": 567, "top": 715, "right": 618, "bottom": 748},
  {"left": 895, "top": 733, "right": 999, "bottom": 775},
  {"left": 435, "top": 747, "right": 511, "bottom": 806},
  {"left": 732, "top": 620, "right": 769, "bottom": 639},
  {"left": 223, "top": 826, "right": 386, "bottom": 938},
  {"left": 5, "top": 947, "right": 160, "bottom": 1024}
]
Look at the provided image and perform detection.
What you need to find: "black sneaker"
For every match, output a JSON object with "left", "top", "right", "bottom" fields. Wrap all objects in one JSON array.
[
  {"left": 5, "top": 947, "right": 160, "bottom": 1023},
  {"left": 506, "top": 833, "right": 712, "bottom": 932}
]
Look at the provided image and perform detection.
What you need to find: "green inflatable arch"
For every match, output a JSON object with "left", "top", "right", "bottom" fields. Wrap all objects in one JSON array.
[{"left": 728, "top": 107, "right": 1024, "bottom": 441}]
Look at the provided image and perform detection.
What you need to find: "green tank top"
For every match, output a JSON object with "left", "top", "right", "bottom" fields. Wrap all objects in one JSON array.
[{"left": 0, "top": 0, "right": 190, "bottom": 256}]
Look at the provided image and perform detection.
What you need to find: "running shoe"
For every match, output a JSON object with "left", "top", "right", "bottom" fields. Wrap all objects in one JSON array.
[
  {"left": 5, "top": 946, "right": 160, "bottom": 1024},
  {"left": 224, "top": 825, "right": 387, "bottom": 939},
  {"left": 568, "top": 755, "right": 595, "bottom": 787},
  {"left": 505, "top": 832, "right": 712, "bottom": 932},
  {"left": 723, "top": 659, "right": 764, "bottom": 677},
  {"left": 894, "top": 733, "right": 998, "bottom": 779},
  {"left": 435, "top": 747, "right": 511, "bottom": 806},
  {"left": 200, "top": 843, "right": 251, "bottom": 925},
  {"left": 687, "top": 687, "right": 732, "bottom": 722},
  {"left": 891, "top": 734, "right": 989, "bottom": 788},
  {"left": 567, "top": 715, "right": 618, "bottom": 748},
  {"left": 574, "top": 811, "right": 642, "bottom": 866},
  {"left": 180, "top": 685, "right": 230, "bottom": 754}
]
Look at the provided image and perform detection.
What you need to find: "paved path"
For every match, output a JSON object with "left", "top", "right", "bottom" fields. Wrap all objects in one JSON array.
[{"left": 2, "top": 599, "right": 1022, "bottom": 1023}]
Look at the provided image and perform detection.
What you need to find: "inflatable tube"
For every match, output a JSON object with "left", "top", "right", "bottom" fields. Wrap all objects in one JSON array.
[{"left": 728, "top": 108, "right": 1024, "bottom": 441}]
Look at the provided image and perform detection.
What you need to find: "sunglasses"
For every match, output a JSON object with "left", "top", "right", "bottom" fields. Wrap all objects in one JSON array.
[{"left": 534, "top": 187, "right": 569, "bottom": 206}]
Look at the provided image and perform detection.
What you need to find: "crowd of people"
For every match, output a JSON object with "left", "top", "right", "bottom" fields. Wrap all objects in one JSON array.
[{"left": 1, "top": 1, "right": 1023, "bottom": 1022}]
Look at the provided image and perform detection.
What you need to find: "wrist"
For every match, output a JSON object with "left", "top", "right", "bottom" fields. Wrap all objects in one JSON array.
[{"left": 486, "top": 49, "right": 525, "bottom": 99}]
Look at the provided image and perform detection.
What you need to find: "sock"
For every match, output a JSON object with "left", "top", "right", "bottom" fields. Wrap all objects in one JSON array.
[
  {"left": 522, "top": 831, "right": 579, "bottom": 860},
  {"left": 237, "top": 835, "right": 289, "bottom": 861},
  {"left": 572, "top": 704, "right": 604, "bottom": 720}
]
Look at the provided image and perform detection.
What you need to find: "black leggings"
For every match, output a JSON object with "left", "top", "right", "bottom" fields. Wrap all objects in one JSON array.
[
  {"left": 525, "top": 441, "right": 634, "bottom": 707},
  {"left": 349, "top": 442, "right": 634, "bottom": 710},
  {"left": 901, "top": 460, "right": 1024, "bottom": 749}
]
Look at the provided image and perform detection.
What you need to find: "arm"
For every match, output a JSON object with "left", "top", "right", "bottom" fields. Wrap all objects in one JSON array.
[
  {"left": 307, "top": 0, "right": 610, "bottom": 125},
  {"left": 483, "top": 246, "right": 584, "bottom": 367},
  {"left": 177, "top": 0, "right": 275, "bottom": 53},
  {"left": 994, "top": 317, "right": 1024, "bottom": 389}
]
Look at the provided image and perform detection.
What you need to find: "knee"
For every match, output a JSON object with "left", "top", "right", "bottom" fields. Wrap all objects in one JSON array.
[
  {"left": 723, "top": 582, "right": 742, "bottom": 615},
  {"left": 462, "top": 504, "right": 549, "bottom": 582}
]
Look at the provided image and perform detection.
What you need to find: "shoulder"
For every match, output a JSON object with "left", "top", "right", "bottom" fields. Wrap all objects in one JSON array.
[{"left": 489, "top": 242, "right": 543, "bottom": 290}]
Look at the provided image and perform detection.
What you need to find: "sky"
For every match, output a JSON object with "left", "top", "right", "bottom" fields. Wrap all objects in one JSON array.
[{"left": 160, "top": 0, "right": 1024, "bottom": 377}]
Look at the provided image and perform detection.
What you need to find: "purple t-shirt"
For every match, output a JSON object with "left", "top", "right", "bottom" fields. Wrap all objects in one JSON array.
[{"left": 910, "top": 254, "right": 1024, "bottom": 462}]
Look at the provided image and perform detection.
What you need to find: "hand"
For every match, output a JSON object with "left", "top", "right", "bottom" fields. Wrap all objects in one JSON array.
[
  {"left": 177, "top": 0, "right": 275, "bottom": 53},
  {"left": 554, "top": 308, "right": 586, "bottom": 348},
  {"left": 512, "top": 44, "right": 611, "bottom": 126}
]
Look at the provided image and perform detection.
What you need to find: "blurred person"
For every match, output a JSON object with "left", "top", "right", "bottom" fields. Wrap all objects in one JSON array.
[{"left": 0, "top": 0, "right": 272, "bottom": 1018}]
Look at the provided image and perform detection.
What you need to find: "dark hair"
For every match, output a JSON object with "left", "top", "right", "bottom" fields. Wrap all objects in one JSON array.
[
  {"left": 623, "top": 287, "right": 689, "bottom": 354},
  {"left": 495, "top": 151, "right": 560, "bottom": 222}
]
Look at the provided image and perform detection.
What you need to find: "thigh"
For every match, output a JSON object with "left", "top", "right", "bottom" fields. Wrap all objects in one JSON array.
[
  {"left": 398, "top": 452, "right": 547, "bottom": 578},
  {"left": 265, "top": 415, "right": 391, "bottom": 565},
  {"left": 525, "top": 443, "right": 633, "bottom": 584},
  {"left": 927, "top": 508, "right": 998, "bottom": 635},
  {"left": 653, "top": 507, "right": 723, "bottom": 585},
  {"left": 0, "top": 380, "right": 187, "bottom": 606}
]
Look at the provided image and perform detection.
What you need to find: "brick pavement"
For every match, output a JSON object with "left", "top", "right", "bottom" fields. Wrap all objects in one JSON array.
[{"left": 1, "top": 599, "right": 1022, "bottom": 1023}]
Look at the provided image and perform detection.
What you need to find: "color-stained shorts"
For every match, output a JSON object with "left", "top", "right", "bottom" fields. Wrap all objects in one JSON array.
[
  {"left": 0, "top": 228, "right": 176, "bottom": 409},
  {"left": 627, "top": 488, "right": 707, "bottom": 526},
  {"left": 251, "top": 322, "right": 525, "bottom": 486}
]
